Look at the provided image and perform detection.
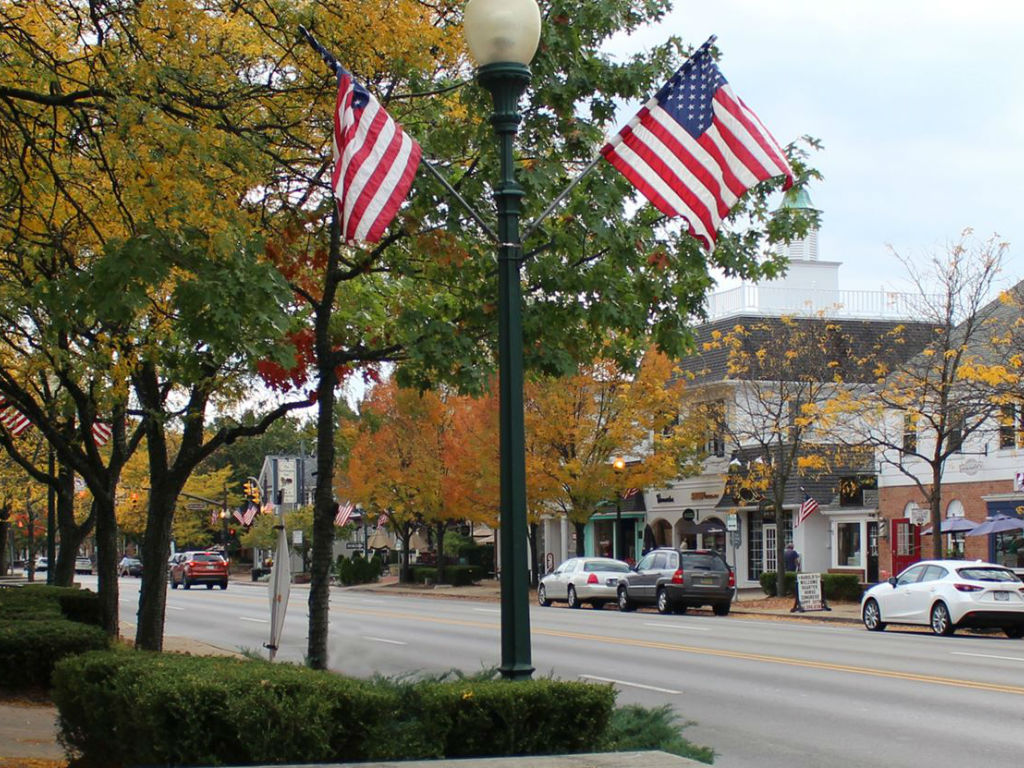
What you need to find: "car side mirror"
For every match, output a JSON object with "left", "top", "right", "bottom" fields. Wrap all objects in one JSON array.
[{"left": 887, "top": 576, "right": 898, "bottom": 587}]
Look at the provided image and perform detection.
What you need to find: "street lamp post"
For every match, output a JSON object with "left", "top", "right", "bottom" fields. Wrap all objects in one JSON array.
[
  {"left": 612, "top": 457, "right": 625, "bottom": 561},
  {"left": 463, "top": 0, "right": 541, "bottom": 681}
]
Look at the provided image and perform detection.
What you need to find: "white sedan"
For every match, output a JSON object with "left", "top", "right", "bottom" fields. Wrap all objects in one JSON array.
[
  {"left": 538, "top": 557, "right": 631, "bottom": 609},
  {"left": 861, "top": 559, "right": 1024, "bottom": 637}
]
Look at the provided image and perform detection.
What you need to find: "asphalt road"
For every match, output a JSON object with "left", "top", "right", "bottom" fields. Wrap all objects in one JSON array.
[{"left": 104, "top": 576, "right": 1024, "bottom": 768}]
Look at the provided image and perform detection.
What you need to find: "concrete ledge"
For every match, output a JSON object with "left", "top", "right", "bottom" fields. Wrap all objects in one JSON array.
[{"left": 248, "top": 752, "right": 703, "bottom": 767}]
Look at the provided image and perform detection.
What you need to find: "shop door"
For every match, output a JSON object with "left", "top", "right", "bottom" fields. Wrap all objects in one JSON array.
[
  {"left": 764, "top": 525, "right": 778, "bottom": 574},
  {"left": 866, "top": 522, "right": 879, "bottom": 583},
  {"left": 891, "top": 518, "right": 920, "bottom": 575}
]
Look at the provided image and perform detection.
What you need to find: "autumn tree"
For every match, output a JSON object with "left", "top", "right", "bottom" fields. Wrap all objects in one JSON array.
[
  {"left": 830, "top": 232, "right": 1014, "bottom": 558},
  {"left": 525, "top": 349, "right": 695, "bottom": 558}
]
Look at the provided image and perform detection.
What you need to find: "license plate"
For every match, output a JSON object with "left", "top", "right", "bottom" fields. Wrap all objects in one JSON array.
[
  {"left": 994, "top": 591, "right": 1010, "bottom": 601},
  {"left": 605, "top": 578, "right": 618, "bottom": 586},
  {"left": 700, "top": 577, "right": 715, "bottom": 585}
]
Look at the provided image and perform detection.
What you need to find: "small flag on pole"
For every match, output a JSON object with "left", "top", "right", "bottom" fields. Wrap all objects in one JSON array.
[
  {"left": 242, "top": 503, "right": 259, "bottom": 527},
  {"left": 92, "top": 422, "right": 112, "bottom": 447},
  {"left": 796, "top": 490, "right": 819, "bottom": 527},
  {"left": 333, "top": 68, "right": 421, "bottom": 244},
  {"left": 0, "top": 397, "right": 31, "bottom": 436},
  {"left": 601, "top": 39, "right": 793, "bottom": 251},
  {"left": 334, "top": 501, "right": 355, "bottom": 526},
  {"left": 233, "top": 509, "right": 246, "bottom": 526},
  {"left": 622, "top": 487, "right": 641, "bottom": 499}
]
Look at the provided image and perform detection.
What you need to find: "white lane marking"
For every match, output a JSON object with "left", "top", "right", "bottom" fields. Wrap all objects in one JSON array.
[
  {"left": 239, "top": 616, "right": 269, "bottom": 624},
  {"left": 166, "top": 605, "right": 184, "bottom": 611},
  {"left": 579, "top": 674, "right": 682, "bottom": 694},
  {"left": 642, "top": 622, "right": 712, "bottom": 632},
  {"left": 473, "top": 608, "right": 500, "bottom": 614},
  {"left": 951, "top": 651, "right": 1024, "bottom": 663},
  {"left": 364, "top": 636, "right": 407, "bottom": 646}
]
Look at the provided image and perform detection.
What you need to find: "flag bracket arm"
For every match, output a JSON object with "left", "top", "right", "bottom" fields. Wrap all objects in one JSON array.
[
  {"left": 418, "top": 161, "right": 498, "bottom": 243},
  {"left": 521, "top": 154, "right": 603, "bottom": 242}
]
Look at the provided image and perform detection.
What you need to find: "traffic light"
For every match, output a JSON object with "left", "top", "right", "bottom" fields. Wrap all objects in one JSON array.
[{"left": 242, "top": 479, "right": 261, "bottom": 505}]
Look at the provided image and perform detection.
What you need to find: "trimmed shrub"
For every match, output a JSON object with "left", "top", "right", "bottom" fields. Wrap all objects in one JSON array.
[
  {"left": 52, "top": 651, "right": 616, "bottom": 767},
  {"left": 335, "top": 552, "right": 383, "bottom": 585},
  {"left": 443, "top": 565, "right": 483, "bottom": 586},
  {"left": 760, "top": 571, "right": 865, "bottom": 601},
  {"left": 0, "top": 619, "right": 109, "bottom": 691},
  {"left": 411, "top": 565, "right": 437, "bottom": 584},
  {"left": 601, "top": 704, "right": 714, "bottom": 764}
]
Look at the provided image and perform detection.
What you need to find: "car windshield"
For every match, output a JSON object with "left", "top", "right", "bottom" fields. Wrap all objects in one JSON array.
[
  {"left": 583, "top": 560, "right": 630, "bottom": 573},
  {"left": 681, "top": 553, "right": 727, "bottom": 572},
  {"left": 956, "top": 567, "right": 1020, "bottom": 583}
]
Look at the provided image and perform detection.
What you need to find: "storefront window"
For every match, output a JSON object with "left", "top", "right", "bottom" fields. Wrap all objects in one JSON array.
[
  {"left": 837, "top": 522, "right": 862, "bottom": 567},
  {"left": 995, "top": 531, "right": 1024, "bottom": 569}
]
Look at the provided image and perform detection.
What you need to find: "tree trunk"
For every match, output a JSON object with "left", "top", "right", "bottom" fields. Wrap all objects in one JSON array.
[
  {"left": 775, "top": 506, "right": 788, "bottom": 600},
  {"left": 135, "top": 486, "right": 177, "bottom": 651},
  {"left": 54, "top": 466, "right": 93, "bottom": 588},
  {"left": 528, "top": 522, "right": 540, "bottom": 587},
  {"left": 574, "top": 521, "right": 586, "bottom": 556},
  {"left": 434, "top": 521, "right": 446, "bottom": 585},
  {"left": 400, "top": 525, "right": 413, "bottom": 583}
]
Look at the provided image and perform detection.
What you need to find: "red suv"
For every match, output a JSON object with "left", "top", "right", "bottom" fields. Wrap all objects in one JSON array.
[{"left": 169, "top": 551, "right": 229, "bottom": 590}]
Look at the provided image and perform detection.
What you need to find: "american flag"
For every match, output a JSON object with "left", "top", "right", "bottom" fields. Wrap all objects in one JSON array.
[
  {"left": 334, "top": 501, "right": 355, "bottom": 527},
  {"left": 796, "top": 490, "right": 819, "bottom": 527},
  {"left": 601, "top": 41, "right": 793, "bottom": 251},
  {"left": 333, "top": 68, "right": 421, "bottom": 244},
  {"left": 0, "top": 397, "right": 31, "bottom": 436},
  {"left": 92, "top": 422, "right": 112, "bottom": 447},
  {"left": 233, "top": 509, "right": 246, "bottom": 525},
  {"left": 622, "top": 487, "right": 641, "bottom": 499},
  {"left": 242, "top": 503, "right": 259, "bottom": 527}
]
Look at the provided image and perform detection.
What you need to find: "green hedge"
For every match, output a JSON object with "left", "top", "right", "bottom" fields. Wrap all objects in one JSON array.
[
  {"left": 0, "top": 619, "right": 109, "bottom": 691},
  {"left": 410, "top": 565, "right": 483, "bottom": 586},
  {"left": 52, "top": 651, "right": 615, "bottom": 766},
  {"left": 760, "top": 571, "right": 864, "bottom": 601},
  {"left": 335, "top": 553, "right": 384, "bottom": 585}
]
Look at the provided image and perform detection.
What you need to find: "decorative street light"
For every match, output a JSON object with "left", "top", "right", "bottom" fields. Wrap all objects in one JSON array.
[
  {"left": 463, "top": 0, "right": 541, "bottom": 681},
  {"left": 612, "top": 457, "right": 626, "bottom": 560}
]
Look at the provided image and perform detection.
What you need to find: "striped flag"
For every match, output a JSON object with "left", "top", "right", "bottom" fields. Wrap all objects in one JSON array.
[
  {"left": 233, "top": 509, "right": 246, "bottom": 525},
  {"left": 622, "top": 487, "right": 641, "bottom": 499},
  {"left": 796, "top": 490, "right": 819, "bottom": 527},
  {"left": 242, "top": 503, "right": 259, "bottom": 526},
  {"left": 334, "top": 501, "right": 355, "bottom": 527},
  {"left": 0, "top": 397, "right": 31, "bottom": 436},
  {"left": 333, "top": 67, "right": 421, "bottom": 244},
  {"left": 92, "top": 422, "right": 112, "bottom": 447},
  {"left": 601, "top": 41, "right": 793, "bottom": 251}
]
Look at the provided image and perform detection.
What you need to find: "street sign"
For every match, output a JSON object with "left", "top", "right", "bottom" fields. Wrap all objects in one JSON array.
[
  {"left": 726, "top": 513, "right": 738, "bottom": 531},
  {"left": 186, "top": 502, "right": 207, "bottom": 510}
]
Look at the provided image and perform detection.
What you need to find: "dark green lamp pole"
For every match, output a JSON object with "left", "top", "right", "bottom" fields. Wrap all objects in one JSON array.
[{"left": 464, "top": 0, "right": 541, "bottom": 681}]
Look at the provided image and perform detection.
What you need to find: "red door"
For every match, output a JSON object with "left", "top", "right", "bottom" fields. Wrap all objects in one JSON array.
[{"left": 891, "top": 518, "right": 921, "bottom": 575}]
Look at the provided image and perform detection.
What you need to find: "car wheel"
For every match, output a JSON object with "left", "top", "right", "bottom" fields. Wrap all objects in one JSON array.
[
  {"left": 220, "top": 581, "right": 228, "bottom": 590},
  {"left": 183, "top": 575, "right": 191, "bottom": 590},
  {"left": 1003, "top": 626, "right": 1023, "bottom": 639},
  {"left": 656, "top": 588, "right": 673, "bottom": 615},
  {"left": 930, "top": 601, "right": 954, "bottom": 636},
  {"left": 206, "top": 583, "right": 214, "bottom": 590},
  {"left": 617, "top": 587, "right": 635, "bottom": 612},
  {"left": 567, "top": 585, "right": 580, "bottom": 609},
  {"left": 862, "top": 598, "right": 886, "bottom": 631},
  {"left": 537, "top": 584, "right": 551, "bottom": 607},
  {"left": 712, "top": 602, "right": 731, "bottom": 616},
  {"left": 591, "top": 600, "right": 606, "bottom": 610}
]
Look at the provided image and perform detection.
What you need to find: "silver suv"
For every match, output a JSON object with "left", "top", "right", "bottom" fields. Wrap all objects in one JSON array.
[{"left": 617, "top": 548, "right": 734, "bottom": 615}]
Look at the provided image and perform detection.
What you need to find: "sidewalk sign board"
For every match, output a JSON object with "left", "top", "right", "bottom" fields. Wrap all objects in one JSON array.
[{"left": 797, "top": 572, "right": 824, "bottom": 611}]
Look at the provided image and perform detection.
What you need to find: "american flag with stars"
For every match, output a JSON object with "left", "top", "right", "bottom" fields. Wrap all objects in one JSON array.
[
  {"left": 602, "top": 40, "right": 793, "bottom": 251},
  {"left": 796, "top": 490, "right": 819, "bottom": 527},
  {"left": 333, "top": 68, "right": 421, "bottom": 244}
]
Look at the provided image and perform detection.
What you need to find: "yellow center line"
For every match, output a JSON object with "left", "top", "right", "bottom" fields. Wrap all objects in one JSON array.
[{"left": 339, "top": 605, "right": 1024, "bottom": 696}]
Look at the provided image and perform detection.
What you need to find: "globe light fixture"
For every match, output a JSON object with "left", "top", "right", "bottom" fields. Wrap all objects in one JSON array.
[{"left": 463, "top": 0, "right": 541, "bottom": 681}]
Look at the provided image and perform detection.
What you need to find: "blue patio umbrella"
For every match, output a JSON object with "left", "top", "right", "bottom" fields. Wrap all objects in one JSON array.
[
  {"left": 965, "top": 515, "right": 1024, "bottom": 537},
  {"left": 921, "top": 517, "right": 978, "bottom": 535}
]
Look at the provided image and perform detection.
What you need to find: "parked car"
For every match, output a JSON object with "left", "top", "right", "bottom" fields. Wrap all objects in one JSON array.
[
  {"left": 538, "top": 557, "right": 631, "bottom": 609},
  {"left": 23, "top": 556, "right": 47, "bottom": 573},
  {"left": 617, "top": 548, "right": 734, "bottom": 616},
  {"left": 169, "top": 551, "right": 229, "bottom": 590},
  {"left": 118, "top": 556, "right": 143, "bottom": 577},
  {"left": 861, "top": 559, "right": 1024, "bottom": 637},
  {"left": 74, "top": 556, "right": 93, "bottom": 575}
]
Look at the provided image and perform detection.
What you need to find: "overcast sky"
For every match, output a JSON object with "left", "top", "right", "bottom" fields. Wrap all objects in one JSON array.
[{"left": 607, "top": 0, "right": 1023, "bottom": 296}]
